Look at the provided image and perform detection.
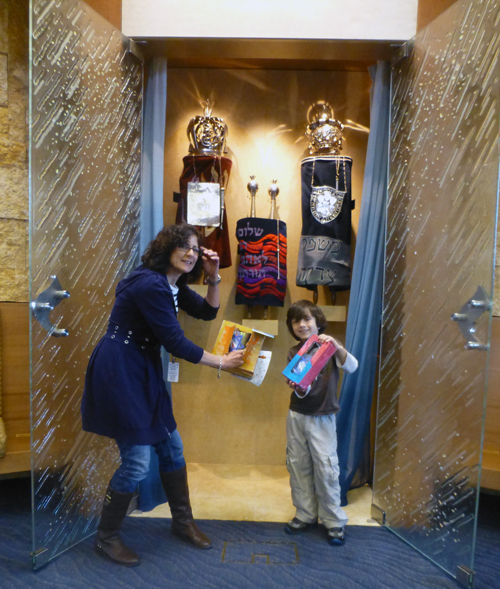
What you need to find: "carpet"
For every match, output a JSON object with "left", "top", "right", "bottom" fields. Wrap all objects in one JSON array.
[{"left": 1, "top": 479, "right": 499, "bottom": 589}]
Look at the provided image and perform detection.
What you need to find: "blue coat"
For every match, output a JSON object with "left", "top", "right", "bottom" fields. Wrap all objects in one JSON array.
[{"left": 81, "top": 266, "right": 218, "bottom": 445}]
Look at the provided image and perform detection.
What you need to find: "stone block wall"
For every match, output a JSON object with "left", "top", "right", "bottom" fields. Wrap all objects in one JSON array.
[{"left": 0, "top": 1, "right": 29, "bottom": 303}]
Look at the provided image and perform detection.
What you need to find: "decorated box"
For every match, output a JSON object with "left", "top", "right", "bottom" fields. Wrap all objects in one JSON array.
[
  {"left": 282, "top": 335, "right": 336, "bottom": 389},
  {"left": 212, "top": 320, "right": 274, "bottom": 380}
]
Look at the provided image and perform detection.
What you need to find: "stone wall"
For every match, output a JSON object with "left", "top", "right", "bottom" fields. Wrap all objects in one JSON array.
[{"left": 0, "top": 1, "right": 28, "bottom": 303}]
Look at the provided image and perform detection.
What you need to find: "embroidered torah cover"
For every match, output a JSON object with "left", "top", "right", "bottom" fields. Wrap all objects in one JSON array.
[
  {"left": 296, "top": 156, "right": 353, "bottom": 292},
  {"left": 236, "top": 217, "right": 287, "bottom": 306},
  {"left": 175, "top": 155, "right": 233, "bottom": 268}
]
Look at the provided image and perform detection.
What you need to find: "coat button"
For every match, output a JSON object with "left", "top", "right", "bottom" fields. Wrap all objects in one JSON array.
[
  {"left": 111, "top": 335, "right": 115, "bottom": 339},
  {"left": 128, "top": 330, "right": 133, "bottom": 334},
  {"left": 145, "top": 338, "right": 149, "bottom": 342},
  {"left": 124, "top": 340, "right": 129, "bottom": 344}
]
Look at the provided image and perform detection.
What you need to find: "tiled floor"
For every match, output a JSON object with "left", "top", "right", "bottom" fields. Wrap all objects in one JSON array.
[{"left": 134, "top": 463, "right": 379, "bottom": 527}]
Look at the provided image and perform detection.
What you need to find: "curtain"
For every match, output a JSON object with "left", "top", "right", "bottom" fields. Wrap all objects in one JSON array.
[
  {"left": 336, "top": 61, "right": 391, "bottom": 506},
  {"left": 140, "top": 58, "right": 168, "bottom": 253},
  {"left": 137, "top": 58, "right": 168, "bottom": 511}
]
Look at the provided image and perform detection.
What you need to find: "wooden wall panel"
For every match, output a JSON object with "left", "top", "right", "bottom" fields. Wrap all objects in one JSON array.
[
  {"left": 417, "top": 0, "right": 459, "bottom": 32},
  {"left": 0, "top": 302, "right": 30, "bottom": 475},
  {"left": 483, "top": 316, "right": 500, "bottom": 490},
  {"left": 164, "top": 68, "right": 371, "bottom": 466},
  {"left": 84, "top": 0, "right": 121, "bottom": 31}
]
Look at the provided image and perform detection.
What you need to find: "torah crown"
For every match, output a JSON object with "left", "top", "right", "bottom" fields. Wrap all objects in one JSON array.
[
  {"left": 187, "top": 100, "right": 228, "bottom": 156},
  {"left": 306, "top": 102, "right": 344, "bottom": 155}
]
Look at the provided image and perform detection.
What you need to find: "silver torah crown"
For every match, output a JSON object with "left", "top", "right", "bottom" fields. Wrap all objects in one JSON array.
[
  {"left": 305, "top": 101, "right": 344, "bottom": 155},
  {"left": 187, "top": 99, "right": 228, "bottom": 156}
]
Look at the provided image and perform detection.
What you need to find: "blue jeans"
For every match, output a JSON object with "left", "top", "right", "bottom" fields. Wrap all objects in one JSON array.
[{"left": 110, "top": 429, "right": 186, "bottom": 494}]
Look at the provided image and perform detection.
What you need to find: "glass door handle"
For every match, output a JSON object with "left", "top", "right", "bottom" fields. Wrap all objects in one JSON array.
[
  {"left": 451, "top": 285, "right": 490, "bottom": 350},
  {"left": 30, "top": 276, "right": 70, "bottom": 337}
]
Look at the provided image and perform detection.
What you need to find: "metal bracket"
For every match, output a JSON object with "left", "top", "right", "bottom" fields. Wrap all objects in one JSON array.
[
  {"left": 391, "top": 42, "right": 411, "bottom": 66},
  {"left": 456, "top": 565, "right": 475, "bottom": 588},
  {"left": 127, "top": 39, "right": 145, "bottom": 62},
  {"left": 451, "top": 285, "right": 491, "bottom": 351},
  {"left": 30, "top": 275, "right": 70, "bottom": 337},
  {"left": 31, "top": 547, "right": 50, "bottom": 569},
  {"left": 370, "top": 503, "right": 386, "bottom": 525}
]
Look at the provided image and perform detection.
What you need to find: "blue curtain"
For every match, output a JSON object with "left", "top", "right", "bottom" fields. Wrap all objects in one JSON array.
[
  {"left": 337, "top": 61, "right": 391, "bottom": 506},
  {"left": 137, "top": 58, "right": 169, "bottom": 512},
  {"left": 140, "top": 58, "right": 168, "bottom": 253}
]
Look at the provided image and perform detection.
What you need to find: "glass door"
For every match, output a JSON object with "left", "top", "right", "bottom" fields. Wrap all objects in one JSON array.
[
  {"left": 373, "top": 0, "right": 500, "bottom": 585},
  {"left": 29, "top": 0, "right": 142, "bottom": 568}
]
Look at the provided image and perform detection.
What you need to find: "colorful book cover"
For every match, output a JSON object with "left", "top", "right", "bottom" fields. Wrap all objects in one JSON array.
[{"left": 212, "top": 320, "right": 274, "bottom": 380}]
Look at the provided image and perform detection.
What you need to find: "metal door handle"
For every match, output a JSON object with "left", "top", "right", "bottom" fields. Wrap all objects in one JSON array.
[
  {"left": 31, "top": 276, "right": 70, "bottom": 337},
  {"left": 465, "top": 342, "right": 489, "bottom": 351},
  {"left": 451, "top": 285, "right": 490, "bottom": 351}
]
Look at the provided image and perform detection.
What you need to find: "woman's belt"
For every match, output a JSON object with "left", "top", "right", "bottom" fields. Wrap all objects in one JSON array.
[{"left": 105, "top": 323, "right": 160, "bottom": 351}]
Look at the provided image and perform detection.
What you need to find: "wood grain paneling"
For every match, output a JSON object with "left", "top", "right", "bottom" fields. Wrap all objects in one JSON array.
[
  {"left": 417, "top": 0, "right": 459, "bottom": 32},
  {"left": 164, "top": 68, "right": 371, "bottom": 466},
  {"left": 0, "top": 302, "right": 30, "bottom": 474},
  {"left": 2, "top": 393, "right": 29, "bottom": 421},
  {"left": 0, "top": 450, "right": 30, "bottom": 475},
  {"left": 483, "top": 316, "right": 500, "bottom": 489},
  {"left": 84, "top": 0, "right": 121, "bottom": 31}
]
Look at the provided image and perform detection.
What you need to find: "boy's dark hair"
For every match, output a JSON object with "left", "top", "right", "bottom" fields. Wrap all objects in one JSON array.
[
  {"left": 286, "top": 300, "right": 327, "bottom": 341},
  {"left": 141, "top": 224, "right": 204, "bottom": 286}
]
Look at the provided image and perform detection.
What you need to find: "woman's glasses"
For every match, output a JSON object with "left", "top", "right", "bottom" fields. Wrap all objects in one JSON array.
[{"left": 179, "top": 244, "right": 203, "bottom": 257}]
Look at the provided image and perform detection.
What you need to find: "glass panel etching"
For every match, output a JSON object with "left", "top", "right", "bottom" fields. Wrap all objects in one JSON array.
[
  {"left": 30, "top": 0, "right": 142, "bottom": 567},
  {"left": 373, "top": 0, "right": 500, "bottom": 582}
]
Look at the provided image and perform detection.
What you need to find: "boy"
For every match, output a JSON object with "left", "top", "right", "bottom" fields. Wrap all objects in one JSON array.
[{"left": 284, "top": 300, "right": 358, "bottom": 545}]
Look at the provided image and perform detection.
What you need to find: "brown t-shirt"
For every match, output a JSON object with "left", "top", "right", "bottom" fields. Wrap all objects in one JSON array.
[{"left": 287, "top": 343, "right": 340, "bottom": 416}]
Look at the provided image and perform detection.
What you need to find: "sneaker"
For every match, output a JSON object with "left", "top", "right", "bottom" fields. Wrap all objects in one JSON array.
[
  {"left": 284, "top": 517, "right": 316, "bottom": 535},
  {"left": 327, "top": 527, "right": 346, "bottom": 545}
]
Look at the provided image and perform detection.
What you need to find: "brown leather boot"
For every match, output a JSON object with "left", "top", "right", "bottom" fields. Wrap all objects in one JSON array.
[
  {"left": 94, "top": 486, "right": 141, "bottom": 566},
  {"left": 160, "top": 467, "right": 212, "bottom": 549}
]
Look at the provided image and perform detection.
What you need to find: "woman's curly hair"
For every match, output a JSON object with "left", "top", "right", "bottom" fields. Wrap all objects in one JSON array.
[{"left": 141, "top": 224, "right": 204, "bottom": 286}]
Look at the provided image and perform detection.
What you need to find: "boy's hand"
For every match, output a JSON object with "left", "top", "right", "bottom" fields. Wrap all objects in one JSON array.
[
  {"left": 286, "top": 378, "right": 307, "bottom": 396},
  {"left": 286, "top": 378, "right": 302, "bottom": 391},
  {"left": 318, "top": 334, "right": 337, "bottom": 346},
  {"left": 318, "top": 335, "right": 347, "bottom": 365}
]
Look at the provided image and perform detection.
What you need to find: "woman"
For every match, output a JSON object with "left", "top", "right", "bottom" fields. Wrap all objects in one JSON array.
[{"left": 81, "top": 224, "right": 244, "bottom": 567}]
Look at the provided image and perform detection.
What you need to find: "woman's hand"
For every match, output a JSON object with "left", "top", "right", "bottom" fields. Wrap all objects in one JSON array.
[
  {"left": 201, "top": 247, "right": 220, "bottom": 281},
  {"left": 199, "top": 350, "right": 244, "bottom": 370},
  {"left": 222, "top": 349, "right": 245, "bottom": 370}
]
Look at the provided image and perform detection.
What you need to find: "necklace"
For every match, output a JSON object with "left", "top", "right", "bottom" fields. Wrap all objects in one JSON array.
[{"left": 309, "top": 157, "right": 347, "bottom": 224}]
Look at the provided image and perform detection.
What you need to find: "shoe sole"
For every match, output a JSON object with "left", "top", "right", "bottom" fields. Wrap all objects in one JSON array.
[
  {"left": 172, "top": 528, "right": 213, "bottom": 549},
  {"left": 285, "top": 526, "right": 306, "bottom": 535},
  {"left": 94, "top": 545, "right": 142, "bottom": 566},
  {"left": 328, "top": 538, "right": 345, "bottom": 546},
  {"left": 284, "top": 522, "right": 316, "bottom": 535}
]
